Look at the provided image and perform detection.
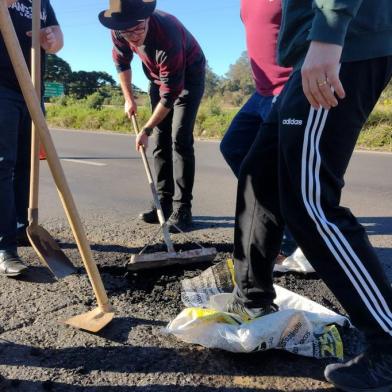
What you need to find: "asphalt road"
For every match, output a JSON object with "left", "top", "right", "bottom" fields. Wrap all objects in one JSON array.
[
  {"left": 41, "top": 128, "right": 392, "bottom": 280},
  {"left": 0, "top": 128, "right": 390, "bottom": 391},
  {"left": 40, "top": 128, "right": 392, "bottom": 223},
  {"left": 40, "top": 128, "right": 392, "bottom": 276}
]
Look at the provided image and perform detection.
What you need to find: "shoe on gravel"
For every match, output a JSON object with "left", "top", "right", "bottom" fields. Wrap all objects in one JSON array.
[
  {"left": 0, "top": 251, "right": 28, "bottom": 277},
  {"left": 324, "top": 349, "right": 392, "bottom": 392},
  {"left": 139, "top": 202, "right": 172, "bottom": 224},
  {"left": 226, "top": 296, "right": 279, "bottom": 322},
  {"left": 167, "top": 206, "right": 192, "bottom": 233}
]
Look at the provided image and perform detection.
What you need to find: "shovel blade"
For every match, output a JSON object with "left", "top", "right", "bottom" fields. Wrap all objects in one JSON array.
[
  {"left": 128, "top": 247, "right": 217, "bottom": 271},
  {"left": 27, "top": 225, "right": 77, "bottom": 279},
  {"left": 64, "top": 307, "right": 114, "bottom": 333}
]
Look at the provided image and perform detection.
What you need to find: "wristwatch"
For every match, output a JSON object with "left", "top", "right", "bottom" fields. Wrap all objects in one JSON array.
[{"left": 143, "top": 126, "right": 154, "bottom": 136}]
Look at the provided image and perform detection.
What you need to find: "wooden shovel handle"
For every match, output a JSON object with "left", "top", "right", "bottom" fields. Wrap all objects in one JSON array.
[
  {"left": 0, "top": 0, "right": 111, "bottom": 311},
  {"left": 29, "top": 0, "right": 41, "bottom": 222},
  {"left": 130, "top": 115, "right": 174, "bottom": 252}
]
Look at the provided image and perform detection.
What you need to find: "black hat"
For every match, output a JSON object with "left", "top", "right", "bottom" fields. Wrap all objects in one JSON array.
[{"left": 99, "top": 0, "right": 156, "bottom": 30}]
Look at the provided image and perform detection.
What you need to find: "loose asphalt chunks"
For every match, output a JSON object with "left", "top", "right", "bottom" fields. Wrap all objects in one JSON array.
[
  {"left": 127, "top": 115, "right": 217, "bottom": 271},
  {"left": 0, "top": 1, "right": 113, "bottom": 333}
]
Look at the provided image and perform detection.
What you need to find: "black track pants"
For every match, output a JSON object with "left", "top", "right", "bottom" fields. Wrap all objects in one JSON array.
[{"left": 233, "top": 57, "right": 392, "bottom": 348}]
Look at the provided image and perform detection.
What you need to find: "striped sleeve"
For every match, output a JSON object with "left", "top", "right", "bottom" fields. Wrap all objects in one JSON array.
[
  {"left": 156, "top": 40, "right": 185, "bottom": 108},
  {"left": 111, "top": 31, "right": 134, "bottom": 73}
]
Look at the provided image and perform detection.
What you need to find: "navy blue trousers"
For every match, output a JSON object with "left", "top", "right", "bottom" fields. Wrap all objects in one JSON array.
[{"left": 0, "top": 86, "right": 31, "bottom": 252}]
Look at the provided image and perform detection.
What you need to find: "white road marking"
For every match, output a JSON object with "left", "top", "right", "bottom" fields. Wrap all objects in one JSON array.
[{"left": 61, "top": 159, "right": 107, "bottom": 167}]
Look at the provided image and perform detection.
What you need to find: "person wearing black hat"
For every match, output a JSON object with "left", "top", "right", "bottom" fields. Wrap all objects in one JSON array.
[{"left": 99, "top": 0, "right": 206, "bottom": 233}]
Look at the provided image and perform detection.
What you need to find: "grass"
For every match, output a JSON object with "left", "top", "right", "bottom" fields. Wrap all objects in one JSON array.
[
  {"left": 357, "top": 101, "right": 392, "bottom": 151},
  {"left": 46, "top": 93, "right": 392, "bottom": 151}
]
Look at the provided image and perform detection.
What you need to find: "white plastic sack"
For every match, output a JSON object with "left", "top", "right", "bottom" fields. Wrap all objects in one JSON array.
[
  {"left": 165, "top": 260, "right": 349, "bottom": 359},
  {"left": 274, "top": 248, "right": 316, "bottom": 274}
]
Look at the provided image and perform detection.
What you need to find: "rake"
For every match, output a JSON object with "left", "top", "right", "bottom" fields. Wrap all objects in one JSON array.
[{"left": 127, "top": 115, "right": 217, "bottom": 271}]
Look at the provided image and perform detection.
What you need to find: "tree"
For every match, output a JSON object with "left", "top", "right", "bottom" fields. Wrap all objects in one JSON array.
[
  {"left": 45, "top": 54, "right": 146, "bottom": 100},
  {"left": 204, "top": 63, "right": 221, "bottom": 98},
  {"left": 225, "top": 51, "right": 254, "bottom": 95},
  {"left": 66, "top": 71, "right": 116, "bottom": 98},
  {"left": 45, "top": 54, "right": 72, "bottom": 83}
]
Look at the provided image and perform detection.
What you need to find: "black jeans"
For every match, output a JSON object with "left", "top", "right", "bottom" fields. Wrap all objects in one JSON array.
[
  {"left": 0, "top": 86, "right": 31, "bottom": 252},
  {"left": 233, "top": 58, "right": 392, "bottom": 349},
  {"left": 220, "top": 92, "right": 297, "bottom": 256},
  {"left": 149, "top": 80, "right": 204, "bottom": 209}
]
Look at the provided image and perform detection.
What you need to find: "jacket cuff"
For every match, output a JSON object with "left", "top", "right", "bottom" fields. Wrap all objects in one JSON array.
[
  {"left": 115, "top": 63, "right": 130, "bottom": 73},
  {"left": 308, "top": 8, "right": 351, "bottom": 46},
  {"left": 159, "top": 96, "right": 175, "bottom": 109}
]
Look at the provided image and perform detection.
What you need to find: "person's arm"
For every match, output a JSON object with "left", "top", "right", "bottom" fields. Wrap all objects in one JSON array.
[
  {"left": 301, "top": 0, "right": 364, "bottom": 109},
  {"left": 136, "top": 38, "right": 186, "bottom": 151},
  {"left": 135, "top": 102, "right": 171, "bottom": 151},
  {"left": 111, "top": 30, "right": 137, "bottom": 118},
  {"left": 118, "top": 69, "right": 138, "bottom": 118},
  {"left": 301, "top": 42, "right": 344, "bottom": 110},
  {"left": 309, "top": 0, "right": 364, "bottom": 47}
]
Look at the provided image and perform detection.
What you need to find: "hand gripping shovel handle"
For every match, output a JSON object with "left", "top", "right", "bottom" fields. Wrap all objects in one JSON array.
[
  {"left": 0, "top": 0, "right": 111, "bottom": 312},
  {"left": 130, "top": 115, "right": 175, "bottom": 253}
]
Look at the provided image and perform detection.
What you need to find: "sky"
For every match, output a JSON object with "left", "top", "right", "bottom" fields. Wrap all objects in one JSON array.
[{"left": 50, "top": 0, "right": 246, "bottom": 91}]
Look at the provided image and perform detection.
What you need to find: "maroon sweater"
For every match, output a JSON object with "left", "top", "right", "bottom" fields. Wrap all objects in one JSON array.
[
  {"left": 112, "top": 10, "right": 206, "bottom": 108},
  {"left": 241, "top": 0, "right": 292, "bottom": 96}
]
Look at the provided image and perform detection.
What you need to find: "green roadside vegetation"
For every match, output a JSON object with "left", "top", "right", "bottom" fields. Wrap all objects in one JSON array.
[
  {"left": 356, "top": 87, "right": 392, "bottom": 151},
  {"left": 45, "top": 54, "right": 392, "bottom": 151}
]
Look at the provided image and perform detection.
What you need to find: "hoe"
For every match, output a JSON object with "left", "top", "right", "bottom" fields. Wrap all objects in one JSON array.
[{"left": 0, "top": 0, "right": 113, "bottom": 332}]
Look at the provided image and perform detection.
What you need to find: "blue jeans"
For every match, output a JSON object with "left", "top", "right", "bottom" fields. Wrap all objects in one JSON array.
[
  {"left": 220, "top": 92, "right": 274, "bottom": 177},
  {"left": 0, "top": 86, "right": 31, "bottom": 252},
  {"left": 220, "top": 92, "right": 297, "bottom": 256}
]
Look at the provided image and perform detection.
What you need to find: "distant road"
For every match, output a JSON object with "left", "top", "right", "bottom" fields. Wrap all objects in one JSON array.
[{"left": 39, "top": 129, "right": 392, "bottom": 226}]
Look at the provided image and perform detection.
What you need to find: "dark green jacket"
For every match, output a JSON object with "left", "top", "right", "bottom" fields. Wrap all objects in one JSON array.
[{"left": 278, "top": 0, "right": 392, "bottom": 69}]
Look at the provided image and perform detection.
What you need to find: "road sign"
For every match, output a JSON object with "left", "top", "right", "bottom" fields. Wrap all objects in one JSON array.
[{"left": 44, "top": 82, "right": 64, "bottom": 98}]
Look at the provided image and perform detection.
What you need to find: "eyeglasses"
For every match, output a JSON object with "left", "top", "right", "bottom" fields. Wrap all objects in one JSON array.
[{"left": 119, "top": 20, "right": 146, "bottom": 37}]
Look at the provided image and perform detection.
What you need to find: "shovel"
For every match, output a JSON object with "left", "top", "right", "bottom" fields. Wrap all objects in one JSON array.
[
  {"left": 27, "top": 0, "right": 76, "bottom": 279},
  {"left": 128, "top": 115, "right": 217, "bottom": 271},
  {"left": 0, "top": 0, "right": 114, "bottom": 332}
]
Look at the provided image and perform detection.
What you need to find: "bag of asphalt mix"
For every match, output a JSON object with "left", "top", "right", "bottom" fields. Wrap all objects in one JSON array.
[{"left": 165, "top": 260, "right": 349, "bottom": 359}]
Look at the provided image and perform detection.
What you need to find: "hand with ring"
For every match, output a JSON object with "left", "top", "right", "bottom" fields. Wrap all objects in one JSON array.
[{"left": 301, "top": 41, "right": 346, "bottom": 110}]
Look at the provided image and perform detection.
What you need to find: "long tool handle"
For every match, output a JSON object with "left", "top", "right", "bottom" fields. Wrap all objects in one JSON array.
[
  {"left": 0, "top": 0, "right": 111, "bottom": 311},
  {"left": 131, "top": 115, "right": 175, "bottom": 253},
  {"left": 28, "top": 0, "right": 41, "bottom": 225}
]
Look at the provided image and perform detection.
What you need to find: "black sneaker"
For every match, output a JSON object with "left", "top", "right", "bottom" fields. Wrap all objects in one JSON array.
[
  {"left": 226, "top": 296, "right": 279, "bottom": 322},
  {"left": 0, "top": 251, "right": 28, "bottom": 277},
  {"left": 167, "top": 206, "right": 192, "bottom": 233},
  {"left": 139, "top": 202, "right": 172, "bottom": 224},
  {"left": 324, "top": 349, "right": 392, "bottom": 392}
]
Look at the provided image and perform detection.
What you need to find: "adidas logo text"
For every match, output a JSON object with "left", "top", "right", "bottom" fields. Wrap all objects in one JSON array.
[{"left": 282, "top": 118, "right": 303, "bottom": 126}]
